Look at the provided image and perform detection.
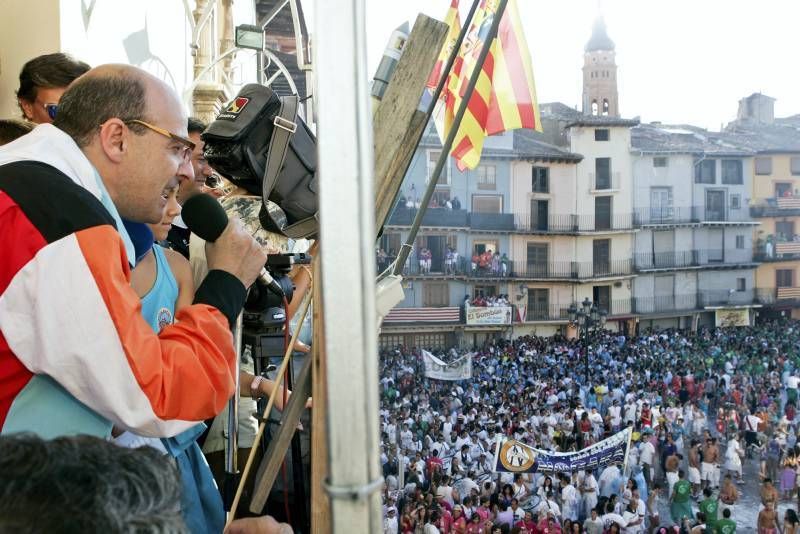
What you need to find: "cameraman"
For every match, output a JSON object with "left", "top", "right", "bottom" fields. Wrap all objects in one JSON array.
[{"left": 0, "top": 65, "right": 265, "bottom": 439}]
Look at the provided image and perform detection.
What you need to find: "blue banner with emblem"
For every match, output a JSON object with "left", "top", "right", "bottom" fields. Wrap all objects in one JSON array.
[{"left": 493, "top": 427, "right": 632, "bottom": 474}]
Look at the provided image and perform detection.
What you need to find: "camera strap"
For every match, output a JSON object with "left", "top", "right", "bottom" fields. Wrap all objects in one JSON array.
[
  {"left": 262, "top": 94, "right": 299, "bottom": 200},
  {"left": 260, "top": 94, "right": 319, "bottom": 239}
]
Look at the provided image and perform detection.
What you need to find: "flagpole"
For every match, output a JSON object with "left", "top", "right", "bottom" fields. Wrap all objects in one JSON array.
[
  {"left": 394, "top": 0, "right": 508, "bottom": 274},
  {"left": 622, "top": 426, "right": 634, "bottom": 478}
]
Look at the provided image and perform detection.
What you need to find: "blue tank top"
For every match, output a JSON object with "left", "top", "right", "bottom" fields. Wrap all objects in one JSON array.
[
  {"left": 140, "top": 245, "right": 179, "bottom": 332},
  {"left": 140, "top": 244, "right": 224, "bottom": 534}
]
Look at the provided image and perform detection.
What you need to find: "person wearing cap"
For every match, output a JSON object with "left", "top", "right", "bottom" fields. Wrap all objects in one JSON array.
[
  {"left": 383, "top": 505, "right": 398, "bottom": 534},
  {"left": 451, "top": 504, "right": 467, "bottom": 533}
]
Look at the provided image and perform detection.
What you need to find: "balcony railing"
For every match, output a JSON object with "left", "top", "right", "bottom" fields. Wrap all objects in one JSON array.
[
  {"left": 691, "top": 205, "right": 751, "bottom": 223},
  {"left": 397, "top": 257, "right": 469, "bottom": 277},
  {"left": 751, "top": 197, "right": 800, "bottom": 217},
  {"left": 524, "top": 299, "right": 632, "bottom": 321},
  {"left": 470, "top": 212, "right": 516, "bottom": 231},
  {"left": 634, "top": 206, "right": 752, "bottom": 224},
  {"left": 633, "top": 294, "right": 700, "bottom": 314},
  {"left": 508, "top": 259, "right": 633, "bottom": 279},
  {"left": 515, "top": 213, "right": 636, "bottom": 233},
  {"left": 587, "top": 171, "right": 622, "bottom": 192},
  {"left": 756, "top": 287, "right": 800, "bottom": 304},
  {"left": 526, "top": 304, "right": 570, "bottom": 321},
  {"left": 387, "top": 207, "right": 468, "bottom": 227},
  {"left": 698, "top": 289, "right": 758, "bottom": 307},
  {"left": 634, "top": 249, "right": 754, "bottom": 270},
  {"left": 755, "top": 241, "right": 800, "bottom": 261}
]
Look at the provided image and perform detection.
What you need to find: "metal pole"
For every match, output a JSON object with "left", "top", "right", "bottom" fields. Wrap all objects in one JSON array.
[
  {"left": 584, "top": 321, "right": 589, "bottom": 385},
  {"left": 395, "top": 0, "right": 509, "bottom": 272},
  {"left": 224, "top": 311, "right": 243, "bottom": 517},
  {"left": 315, "top": 0, "right": 381, "bottom": 531}
]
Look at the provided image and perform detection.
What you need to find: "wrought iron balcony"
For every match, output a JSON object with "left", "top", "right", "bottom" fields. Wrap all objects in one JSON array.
[{"left": 515, "top": 213, "right": 636, "bottom": 233}]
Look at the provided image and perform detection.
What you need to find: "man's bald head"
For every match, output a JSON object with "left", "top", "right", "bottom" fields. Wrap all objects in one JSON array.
[
  {"left": 53, "top": 64, "right": 182, "bottom": 147},
  {"left": 52, "top": 64, "right": 194, "bottom": 224}
]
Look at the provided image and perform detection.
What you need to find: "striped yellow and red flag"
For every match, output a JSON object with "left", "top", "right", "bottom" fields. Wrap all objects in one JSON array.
[
  {"left": 448, "top": 0, "right": 542, "bottom": 171},
  {"left": 429, "top": 0, "right": 462, "bottom": 141},
  {"left": 427, "top": 0, "right": 462, "bottom": 90}
]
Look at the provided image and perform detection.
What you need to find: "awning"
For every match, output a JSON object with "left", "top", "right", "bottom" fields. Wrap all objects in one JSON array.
[{"left": 383, "top": 306, "right": 460, "bottom": 325}]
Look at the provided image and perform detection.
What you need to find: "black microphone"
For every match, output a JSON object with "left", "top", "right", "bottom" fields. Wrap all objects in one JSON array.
[{"left": 182, "top": 194, "right": 285, "bottom": 296}]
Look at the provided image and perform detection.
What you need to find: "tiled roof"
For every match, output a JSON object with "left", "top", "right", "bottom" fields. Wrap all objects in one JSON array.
[
  {"left": 631, "top": 123, "right": 752, "bottom": 156},
  {"left": 724, "top": 117, "right": 800, "bottom": 154},
  {"left": 513, "top": 129, "right": 583, "bottom": 162}
]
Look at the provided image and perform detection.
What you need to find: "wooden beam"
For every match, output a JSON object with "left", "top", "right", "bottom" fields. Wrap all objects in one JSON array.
[
  {"left": 249, "top": 353, "right": 313, "bottom": 514},
  {"left": 373, "top": 14, "right": 448, "bottom": 235},
  {"left": 310, "top": 254, "right": 331, "bottom": 533}
]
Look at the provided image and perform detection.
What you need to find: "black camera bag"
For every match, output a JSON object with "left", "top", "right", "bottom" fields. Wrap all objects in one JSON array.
[{"left": 202, "top": 83, "right": 317, "bottom": 238}]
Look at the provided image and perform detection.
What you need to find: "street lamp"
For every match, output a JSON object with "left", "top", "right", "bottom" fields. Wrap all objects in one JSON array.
[{"left": 568, "top": 298, "right": 607, "bottom": 384}]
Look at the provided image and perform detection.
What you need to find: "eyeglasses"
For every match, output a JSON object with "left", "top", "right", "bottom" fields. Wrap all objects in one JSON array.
[
  {"left": 124, "top": 119, "right": 196, "bottom": 162},
  {"left": 43, "top": 103, "right": 58, "bottom": 120}
]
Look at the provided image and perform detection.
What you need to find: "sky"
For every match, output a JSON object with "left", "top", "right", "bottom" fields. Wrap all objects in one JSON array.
[{"left": 357, "top": 0, "right": 800, "bottom": 132}]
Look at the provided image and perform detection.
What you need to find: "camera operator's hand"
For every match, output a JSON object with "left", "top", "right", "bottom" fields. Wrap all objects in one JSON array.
[{"left": 205, "top": 218, "right": 266, "bottom": 288}]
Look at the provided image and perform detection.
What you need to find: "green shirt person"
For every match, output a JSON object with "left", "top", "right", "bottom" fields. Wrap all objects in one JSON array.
[
  {"left": 670, "top": 472, "right": 693, "bottom": 524},
  {"left": 699, "top": 488, "right": 718, "bottom": 528},
  {"left": 715, "top": 508, "right": 735, "bottom": 534}
]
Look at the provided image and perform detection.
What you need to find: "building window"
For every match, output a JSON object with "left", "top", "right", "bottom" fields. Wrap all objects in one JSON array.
[
  {"left": 532, "top": 167, "right": 549, "bottom": 193},
  {"left": 694, "top": 160, "right": 716, "bottom": 184},
  {"left": 730, "top": 194, "right": 741, "bottom": 209},
  {"left": 602, "top": 99, "right": 609, "bottom": 116},
  {"left": 471, "top": 195, "right": 502, "bottom": 214},
  {"left": 426, "top": 149, "right": 450, "bottom": 185},
  {"left": 413, "top": 333, "right": 447, "bottom": 350},
  {"left": 595, "top": 157, "right": 611, "bottom": 189},
  {"left": 776, "top": 221, "right": 795, "bottom": 240},
  {"left": 736, "top": 278, "right": 746, "bottom": 292},
  {"left": 476, "top": 164, "right": 496, "bottom": 190},
  {"left": 379, "top": 334, "right": 405, "bottom": 350},
  {"left": 423, "top": 282, "right": 449, "bottom": 307},
  {"left": 594, "top": 129, "right": 610, "bottom": 141},
  {"left": 721, "top": 160, "right": 743, "bottom": 184},
  {"left": 473, "top": 285, "right": 498, "bottom": 299},
  {"left": 736, "top": 235, "right": 745, "bottom": 249},
  {"left": 776, "top": 183, "right": 793, "bottom": 198},
  {"left": 792, "top": 157, "right": 800, "bottom": 176},
  {"left": 653, "top": 157, "right": 668, "bottom": 168},
  {"left": 777, "top": 269, "right": 794, "bottom": 288},
  {"left": 527, "top": 288, "right": 550, "bottom": 320},
  {"left": 755, "top": 156, "right": 773, "bottom": 175}
]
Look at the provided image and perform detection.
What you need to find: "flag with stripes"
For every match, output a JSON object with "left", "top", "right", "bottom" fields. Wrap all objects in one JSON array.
[
  {"left": 447, "top": 0, "right": 542, "bottom": 171},
  {"left": 429, "top": 0, "right": 462, "bottom": 140}
]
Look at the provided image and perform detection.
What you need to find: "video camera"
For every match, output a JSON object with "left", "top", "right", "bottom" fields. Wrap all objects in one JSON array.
[
  {"left": 244, "top": 252, "right": 312, "bottom": 328},
  {"left": 202, "top": 84, "right": 318, "bottom": 239}
]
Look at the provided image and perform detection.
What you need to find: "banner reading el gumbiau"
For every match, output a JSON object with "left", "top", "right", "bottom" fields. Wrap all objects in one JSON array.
[
  {"left": 493, "top": 427, "right": 632, "bottom": 474},
  {"left": 422, "top": 350, "right": 473, "bottom": 381}
]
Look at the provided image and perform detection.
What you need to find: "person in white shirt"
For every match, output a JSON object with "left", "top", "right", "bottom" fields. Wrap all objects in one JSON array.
[
  {"left": 639, "top": 434, "right": 656, "bottom": 486},
  {"left": 609, "top": 400, "right": 622, "bottom": 432},
  {"left": 560, "top": 473, "right": 580, "bottom": 521},
  {"left": 582, "top": 470, "right": 599, "bottom": 518},
  {"left": 383, "top": 506, "right": 398, "bottom": 534}
]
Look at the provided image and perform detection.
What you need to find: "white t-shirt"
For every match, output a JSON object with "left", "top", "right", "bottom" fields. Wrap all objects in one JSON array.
[{"left": 639, "top": 441, "right": 655, "bottom": 465}]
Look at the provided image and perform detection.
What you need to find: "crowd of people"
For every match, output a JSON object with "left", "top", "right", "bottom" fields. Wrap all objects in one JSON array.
[
  {"left": 379, "top": 320, "right": 800, "bottom": 533},
  {"left": 471, "top": 250, "right": 510, "bottom": 278},
  {"left": 468, "top": 294, "right": 511, "bottom": 307}
]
